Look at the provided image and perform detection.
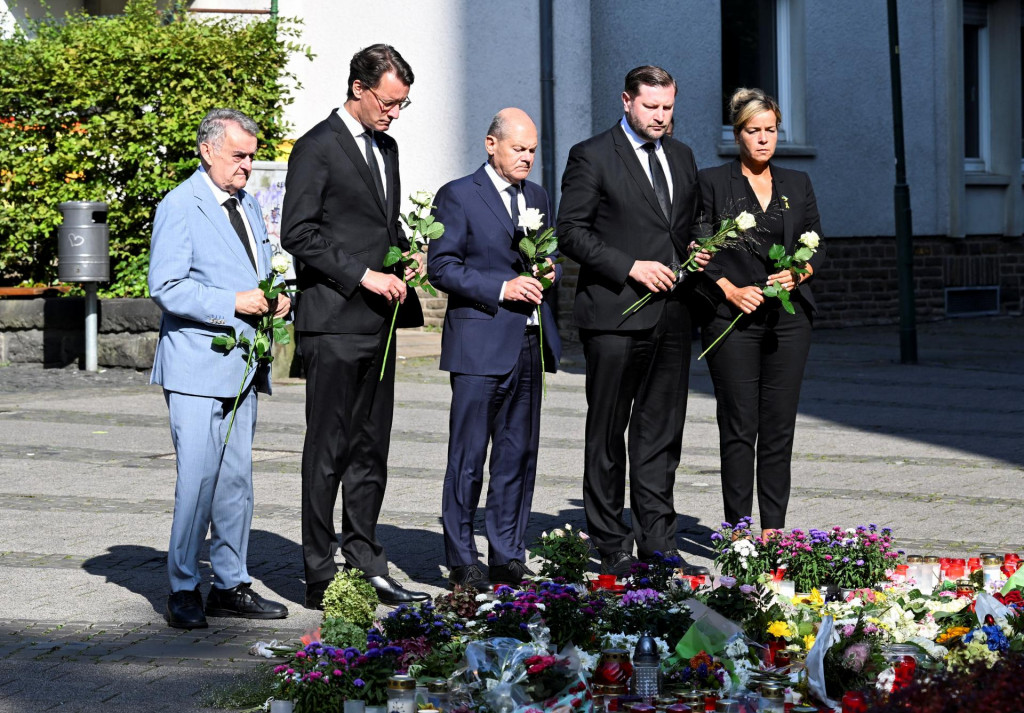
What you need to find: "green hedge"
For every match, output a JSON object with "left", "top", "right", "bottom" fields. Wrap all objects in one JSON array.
[{"left": 0, "top": 0, "right": 309, "bottom": 297}]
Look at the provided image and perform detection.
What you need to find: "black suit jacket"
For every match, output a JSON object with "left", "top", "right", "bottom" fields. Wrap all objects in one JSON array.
[
  {"left": 556, "top": 123, "right": 702, "bottom": 331},
  {"left": 281, "top": 110, "right": 423, "bottom": 334},
  {"left": 696, "top": 159, "right": 825, "bottom": 315}
]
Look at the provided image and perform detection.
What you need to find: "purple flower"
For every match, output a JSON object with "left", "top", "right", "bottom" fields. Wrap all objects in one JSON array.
[
  {"left": 842, "top": 624, "right": 856, "bottom": 637},
  {"left": 855, "top": 559, "right": 865, "bottom": 566},
  {"left": 621, "top": 588, "right": 662, "bottom": 606},
  {"left": 739, "top": 584, "right": 756, "bottom": 594},
  {"left": 711, "top": 532, "right": 724, "bottom": 541},
  {"left": 353, "top": 678, "right": 366, "bottom": 687},
  {"left": 719, "top": 576, "right": 737, "bottom": 588}
]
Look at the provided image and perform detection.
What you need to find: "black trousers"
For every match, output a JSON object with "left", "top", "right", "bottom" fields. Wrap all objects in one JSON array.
[
  {"left": 580, "top": 297, "right": 692, "bottom": 559},
  {"left": 702, "top": 301, "right": 812, "bottom": 530},
  {"left": 299, "top": 328, "right": 395, "bottom": 584}
]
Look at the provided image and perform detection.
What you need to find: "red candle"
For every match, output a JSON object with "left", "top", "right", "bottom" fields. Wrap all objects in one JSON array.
[
  {"left": 968, "top": 557, "right": 982, "bottom": 572},
  {"left": 841, "top": 690, "right": 867, "bottom": 713}
]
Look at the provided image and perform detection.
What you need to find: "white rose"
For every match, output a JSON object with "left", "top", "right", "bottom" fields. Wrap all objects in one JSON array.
[
  {"left": 735, "top": 211, "right": 757, "bottom": 231},
  {"left": 410, "top": 190, "right": 434, "bottom": 208},
  {"left": 518, "top": 207, "right": 544, "bottom": 232},
  {"left": 271, "top": 253, "right": 291, "bottom": 275},
  {"left": 551, "top": 528, "right": 565, "bottom": 538},
  {"left": 799, "top": 231, "right": 820, "bottom": 249}
]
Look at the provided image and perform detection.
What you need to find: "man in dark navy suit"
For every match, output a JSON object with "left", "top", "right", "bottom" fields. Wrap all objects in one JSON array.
[{"left": 428, "top": 108, "right": 562, "bottom": 589}]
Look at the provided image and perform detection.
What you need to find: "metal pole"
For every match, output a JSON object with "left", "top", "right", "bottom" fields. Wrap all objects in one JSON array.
[
  {"left": 84, "top": 283, "right": 98, "bottom": 372},
  {"left": 539, "top": 0, "right": 556, "bottom": 212},
  {"left": 887, "top": 0, "right": 917, "bottom": 364},
  {"left": 539, "top": 0, "right": 559, "bottom": 323}
]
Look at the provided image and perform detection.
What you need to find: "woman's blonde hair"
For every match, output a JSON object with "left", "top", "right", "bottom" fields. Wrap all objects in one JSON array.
[{"left": 729, "top": 87, "right": 782, "bottom": 136}]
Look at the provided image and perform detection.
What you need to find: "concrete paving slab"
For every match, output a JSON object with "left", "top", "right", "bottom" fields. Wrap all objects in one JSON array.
[{"left": 1, "top": 317, "right": 1023, "bottom": 712}]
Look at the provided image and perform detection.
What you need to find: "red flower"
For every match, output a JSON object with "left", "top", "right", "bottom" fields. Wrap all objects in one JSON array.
[{"left": 996, "top": 590, "right": 1024, "bottom": 606}]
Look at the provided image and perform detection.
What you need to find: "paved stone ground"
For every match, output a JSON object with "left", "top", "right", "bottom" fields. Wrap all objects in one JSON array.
[{"left": 1, "top": 318, "right": 1022, "bottom": 712}]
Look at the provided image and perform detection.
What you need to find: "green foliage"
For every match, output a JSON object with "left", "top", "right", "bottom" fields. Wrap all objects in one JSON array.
[
  {"left": 319, "top": 616, "right": 369, "bottom": 650},
  {"left": 0, "top": 0, "right": 310, "bottom": 296},
  {"left": 321, "top": 569, "right": 380, "bottom": 629},
  {"left": 528, "top": 524, "right": 591, "bottom": 583}
]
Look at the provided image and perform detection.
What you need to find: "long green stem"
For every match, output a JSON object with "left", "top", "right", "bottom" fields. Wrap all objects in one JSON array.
[
  {"left": 379, "top": 278, "right": 405, "bottom": 381},
  {"left": 537, "top": 311, "right": 546, "bottom": 398},
  {"left": 224, "top": 336, "right": 258, "bottom": 444},
  {"left": 698, "top": 312, "right": 743, "bottom": 361},
  {"left": 622, "top": 252, "right": 695, "bottom": 316}
]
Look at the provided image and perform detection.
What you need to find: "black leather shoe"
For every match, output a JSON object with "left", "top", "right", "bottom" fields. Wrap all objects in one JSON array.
[
  {"left": 166, "top": 586, "right": 207, "bottom": 629},
  {"left": 205, "top": 582, "right": 288, "bottom": 619},
  {"left": 489, "top": 559, "right": 534, "bottom": 586},
  {"left": 449, "top": 564, "right": 489, "bottom": 590},
  {"left": 600, "top": 551, "right": 638, "bottom": 577},
  {"left": 305, "top": 578, "right": 331, "bottom": 610},
  {"left": 365, "top": 575, "right": 430, "bottom": 605}
]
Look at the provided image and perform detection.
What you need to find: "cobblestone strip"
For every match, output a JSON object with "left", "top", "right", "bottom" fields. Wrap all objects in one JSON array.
[{"left": 0, "top": 619, "right": 306, "bottom": 666}]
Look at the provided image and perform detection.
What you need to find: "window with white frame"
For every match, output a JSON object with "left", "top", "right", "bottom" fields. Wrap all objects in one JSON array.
[
  {"left": 720, "top": 0, "right": 806, "bottom": 146},
  {"left": 963, "top": 1, "right": 990, "bottom": 172}
]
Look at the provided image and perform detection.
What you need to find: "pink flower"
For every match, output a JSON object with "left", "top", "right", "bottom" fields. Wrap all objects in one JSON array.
[{"left": 842, "top": 642, "right": 870, "bottom": 672}]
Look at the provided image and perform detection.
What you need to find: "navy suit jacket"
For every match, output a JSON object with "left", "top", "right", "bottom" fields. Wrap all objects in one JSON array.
[{"left": 428, "top": 164, "right": 562, "bottom": 376}]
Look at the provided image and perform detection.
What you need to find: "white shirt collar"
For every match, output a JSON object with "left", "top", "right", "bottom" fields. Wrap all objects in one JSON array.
[
  {"left": 620, "top": 115, "right": 661, "bottom": 152},
  {"left": 483, "top": 161, "right": 520, "bottom": 194},
  {"left": 200, "top": 166, "right": 244, "bottom": 206},
  {"left": 337, "top": 106, "right": 371, "bottom": 141}
]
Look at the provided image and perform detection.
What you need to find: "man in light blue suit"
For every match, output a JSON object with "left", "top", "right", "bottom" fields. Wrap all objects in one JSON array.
[{"left": 149, "top": 108, "right": 290, "bottom": 629}]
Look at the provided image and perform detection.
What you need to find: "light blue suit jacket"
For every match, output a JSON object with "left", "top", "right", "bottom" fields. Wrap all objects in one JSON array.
[{"left": 149, "top": 168, "right": 274, "bottom": 398}]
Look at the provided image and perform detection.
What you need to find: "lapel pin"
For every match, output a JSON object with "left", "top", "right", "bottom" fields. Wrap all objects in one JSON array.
[{"left": 781, "top": 195, "right": 790, "bottom": 210}]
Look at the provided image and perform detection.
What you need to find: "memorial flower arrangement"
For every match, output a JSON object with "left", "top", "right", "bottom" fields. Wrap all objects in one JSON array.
[
  {"left": 263, "top": 522, "right": 1024, "bottom": 712},
  {"left": 662, "top": 650, "right": 728, "bottom": 690},
  {"left": 379, "top": 189, "right": 445, "bottom": 379}
]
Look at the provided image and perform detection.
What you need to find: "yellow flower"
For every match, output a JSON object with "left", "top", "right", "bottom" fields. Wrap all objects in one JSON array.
[
  {"left": 936, "top": 626, "right": 971, "bottom": 645},
  {"left": 803, "top": 634, "right": 816, "bottom": 650},
  {"left": 791, "top": 589, "right": 824, "bottom": 607},
  {"left": 767, "top": 621, "right": 794, "bottom": 639}
]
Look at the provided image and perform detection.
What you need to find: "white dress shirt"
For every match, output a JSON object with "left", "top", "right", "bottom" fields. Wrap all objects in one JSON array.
[
  {"left": 337, "top": 107, "right": 387, "bottom": 285},
  {"left": 201, "top": 169, "right": 258, "bottom": 268},
  {"left": 337, "top": 107, "right": 386, "bottom": 200},
  {"left": 619, "top": 116, "right": 674, "bottom": 201},
  {"left": 484, "top": 162, "right": 539, "bottom": 325}
]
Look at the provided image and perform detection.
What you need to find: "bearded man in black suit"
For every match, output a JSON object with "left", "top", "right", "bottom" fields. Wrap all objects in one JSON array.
[
  {"left": 557, "top": 65, "right": 707, "bottom": 577},
  {"left": 282, "top": 44, "right": 428, "bottom": 608}
]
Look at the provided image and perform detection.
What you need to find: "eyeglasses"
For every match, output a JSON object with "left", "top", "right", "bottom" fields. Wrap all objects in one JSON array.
[{"left": 365, "top": 85, "right": 411, "bottom": 112}]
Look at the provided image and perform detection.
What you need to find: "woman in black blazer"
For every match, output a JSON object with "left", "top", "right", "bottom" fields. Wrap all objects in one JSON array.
[{"left": 696, "top": 88, "right": 826, "bottom": 539}]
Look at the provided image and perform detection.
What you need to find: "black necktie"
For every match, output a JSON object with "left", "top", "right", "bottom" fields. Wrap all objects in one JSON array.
[
  {"left": 363, "top": 131, "right": 385, "bottom": 204},
  {"left": 508, "top": 184, "right": 521, "bottom": 234},
  {"left": 641, "top": 142, "right": 671, "bottom": 220},
  {"left": 223, "top": 197, "right": 256, "bottom": 271}
]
